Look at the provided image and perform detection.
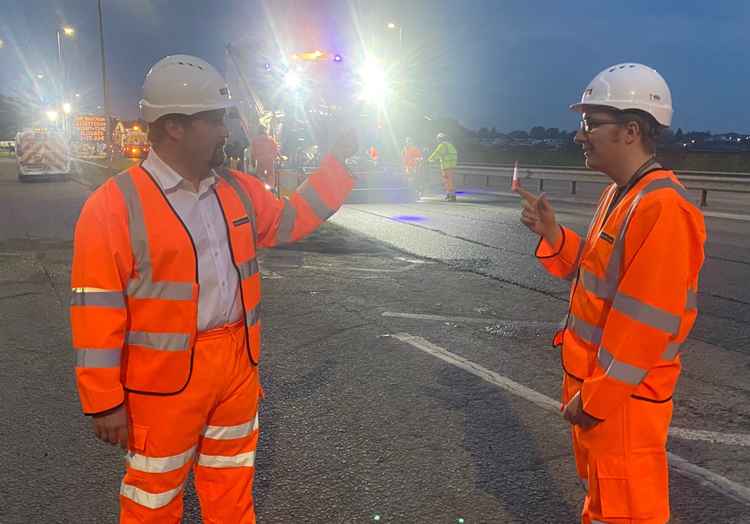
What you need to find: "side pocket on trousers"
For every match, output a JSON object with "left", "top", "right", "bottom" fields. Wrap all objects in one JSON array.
[
  {"left": 628, "top": 452, "right": 669, "bottom": 520},
  {"left": 591, "top": 455, "right": 631, "bottom": 519},
  {"left": 130, "top": 423, "right": 149, "bottom": 453}
]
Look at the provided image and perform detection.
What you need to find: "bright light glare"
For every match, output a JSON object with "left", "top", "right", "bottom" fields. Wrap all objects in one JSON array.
[
  {"left": 387, "top": 22, "right": 397, "bottom": 29},
  {"left": 358, "top": 59, "right": 388, "bottom": 103},
  {"left": 0, "top": 39, "right": 4, "bottom": 48},
  {"left": 62, "top": 102, "right": 72, "bottom": 114},
  {"left": 63, "top": 26, "right": 75, "bottom": 37},
  {"left": 46, "top": 110, "right": 59, "bottom": 122},
  {"left": 284, "top": 70, "right": 301, "bottom": 90}
]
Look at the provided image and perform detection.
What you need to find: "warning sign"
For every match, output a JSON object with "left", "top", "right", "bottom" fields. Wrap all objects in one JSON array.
[{"left": 74, "top": 115, "right": 107, "bottom": 142}]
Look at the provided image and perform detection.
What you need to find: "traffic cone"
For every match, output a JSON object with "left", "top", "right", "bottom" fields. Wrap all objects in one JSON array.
[{"left": 511, "top": 160, "right": 520, "bottom": 191}]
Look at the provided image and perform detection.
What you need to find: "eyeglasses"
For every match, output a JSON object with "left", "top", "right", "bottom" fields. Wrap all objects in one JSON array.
[{"left": 579, "top": 119, "right": 621, "bottom": 133}]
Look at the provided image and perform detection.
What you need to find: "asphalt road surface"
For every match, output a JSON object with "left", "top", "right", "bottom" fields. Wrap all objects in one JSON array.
[{"left": 0, "top": 157, "right": 748, "bottom": 523}]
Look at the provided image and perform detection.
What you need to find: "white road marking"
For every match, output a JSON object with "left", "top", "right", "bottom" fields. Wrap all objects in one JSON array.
[
  {"left": 390, "top": 332, "right": 750, "bottom": 506},
  {"left": 668, "top": 427, "right": 750, "bottom": 448},
  {"left": 269, "top": 263, "right": 416, "bottom": 274},
  {"left": 394, "top": 256, "right": 434, "bottom": 264},
  {"left": 382, "top": 311, "right": 559, "bottom": 326}
]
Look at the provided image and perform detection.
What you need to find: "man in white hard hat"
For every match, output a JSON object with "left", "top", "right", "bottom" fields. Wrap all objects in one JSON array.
[
  {"left": 428, "top": 132, "right": 458, "bottom": 201},
  {"left": 516, "top": 63, "right": 705, "bottom": 523},
  {"left": 70, "top": 55, "right": 357, "bottom": 523}
]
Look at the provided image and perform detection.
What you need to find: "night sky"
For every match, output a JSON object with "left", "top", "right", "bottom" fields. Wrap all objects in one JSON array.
[{"left": 1, "top": 0, "right": 748, "bottom": 133}]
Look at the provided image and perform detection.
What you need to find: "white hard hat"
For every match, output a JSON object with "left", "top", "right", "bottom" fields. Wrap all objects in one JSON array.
[
  {"left": 570, "top": 63, "right": 673, "bottom": 127},
  {"left": 437, "top": 132, "right": 447, "bottom": 141},
  {"left": 139, "top": 55, "right": 233, "bottom": 123}
]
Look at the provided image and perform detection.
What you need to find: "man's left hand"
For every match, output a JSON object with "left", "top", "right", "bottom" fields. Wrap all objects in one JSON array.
[{"left": 563, "top": 391, "right": 601, "bottom": 429}]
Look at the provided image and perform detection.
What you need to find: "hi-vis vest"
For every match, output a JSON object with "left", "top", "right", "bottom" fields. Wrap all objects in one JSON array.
[
  {"left": 537, "top": 168, "right": 706, "bottom": 420},
  {"left": 71, "top": 155, "right": 353, "bottom": 414}
]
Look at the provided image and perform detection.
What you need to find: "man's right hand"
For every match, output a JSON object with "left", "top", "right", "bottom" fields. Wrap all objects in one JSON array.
[
  {"left": 516, "top": 187, "right": 561, "bottom": 246},
  {"left": 92, "top": 404, "right": 129, "bottom": 450}
]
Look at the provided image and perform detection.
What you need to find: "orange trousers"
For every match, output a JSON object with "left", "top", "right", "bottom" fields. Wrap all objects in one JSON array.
[
  {"left": 120, "top": 321, "right": 261, "bottom": 523},
  {"left": 442, "top": 168, "right": 455, "bottom": 195},
  {"left": 563, "top": 374, "right": 672, "bottom": 524}
]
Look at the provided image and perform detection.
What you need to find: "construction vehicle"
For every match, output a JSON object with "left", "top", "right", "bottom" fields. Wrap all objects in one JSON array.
[
  {"left": 121, "top": 128, "right": 149, "bottom": 158},
  {"left": 15, "top": 129, "right": 71, "bottom": 181}
]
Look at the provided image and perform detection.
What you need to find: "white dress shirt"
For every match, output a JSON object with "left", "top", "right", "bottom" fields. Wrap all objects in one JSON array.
[{"left": 142, "top": 151, "right": 243, "bottom": 331}]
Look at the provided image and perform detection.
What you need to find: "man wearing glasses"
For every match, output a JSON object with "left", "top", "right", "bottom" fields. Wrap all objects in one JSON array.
[{"left": 517, "top": 63, "right": 706, "bottom": 523}]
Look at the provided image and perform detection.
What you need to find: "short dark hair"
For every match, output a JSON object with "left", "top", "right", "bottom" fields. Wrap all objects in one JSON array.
[
  {"left": 619, "top": 110, "right": 662, "bottom": 154},
  {"left": 148, "top": 114, "right": 192, "bottom": 145}
]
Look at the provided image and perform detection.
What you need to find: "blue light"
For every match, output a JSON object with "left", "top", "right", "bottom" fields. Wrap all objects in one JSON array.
[
  {"left": 264, "top": 63, "right": 271, "bottom": 71},
  {"left": 392, "top": 215, "right": 426, "bottom": 222},
  {"left": 333, "top": 54, "right": 343, "bottom": 62}
]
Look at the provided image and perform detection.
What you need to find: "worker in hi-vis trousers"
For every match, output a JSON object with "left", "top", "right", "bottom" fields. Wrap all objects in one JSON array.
[
  {"left": 428, "top": 132, "right": 458, "bottom": 201},
  {"left": 517, "top": 63, "right": 705, "bottom": 523},
  {"left": 70, "top": 54, "right": 357, "bottom": 523}
]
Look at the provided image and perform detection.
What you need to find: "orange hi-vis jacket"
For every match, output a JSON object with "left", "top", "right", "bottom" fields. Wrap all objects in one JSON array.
[
  {"left": 537, "top": 167, "right": 706, "bottom": 420},
  {"left": 71, "top": 155, "right": 353, "bottom": 415}
]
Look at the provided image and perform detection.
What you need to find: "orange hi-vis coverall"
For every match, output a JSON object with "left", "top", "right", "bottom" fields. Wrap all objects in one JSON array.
[
  {"left": 536, "top": 165, "right": 705, "bottom": 524},
  {"left": 70, "top": 154, "right": 353, "bottom": 523}
]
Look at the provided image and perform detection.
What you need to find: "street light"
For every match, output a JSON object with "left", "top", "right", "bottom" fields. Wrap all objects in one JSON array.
[
  {"left": 57, "top": 25, "right": 75, "bottom": 133},
  {"left": 46, "top": 110, "right": 59, "bottom": 122},
  {"left": 62, "top": 102, "right": 72, "bottom": 114},
  {"left": 284, "top": 70, "right": 302, "bottom": 90},
  {"left": 386, "top": 21, "right": 403, "bottom": 49}
]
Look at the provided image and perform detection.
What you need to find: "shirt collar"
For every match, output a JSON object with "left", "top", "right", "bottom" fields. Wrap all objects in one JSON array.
[{"left": 142, "top": 150, "right": 217, "bottom": 195}]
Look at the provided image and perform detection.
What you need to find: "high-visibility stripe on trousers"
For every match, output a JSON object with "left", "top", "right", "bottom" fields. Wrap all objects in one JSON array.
[
  {"left": 563, "top": 374, "right": 671, "bottom": 524},
  {"left": 120, "top": 320, "right": 260, "bottom": 523}
]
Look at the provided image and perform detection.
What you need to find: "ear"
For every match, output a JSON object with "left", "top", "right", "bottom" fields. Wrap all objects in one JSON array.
[{"left": 623, "top": 120, "right": 640, "bottom": 146}]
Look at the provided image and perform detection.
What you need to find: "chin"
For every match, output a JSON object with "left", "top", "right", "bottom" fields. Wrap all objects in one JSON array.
[{"left": 210, "top": 152, "right": 226, "bottom": 168}]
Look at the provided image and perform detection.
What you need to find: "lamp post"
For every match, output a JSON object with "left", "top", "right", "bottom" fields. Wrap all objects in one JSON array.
[
  {"left": 97, "top": 0, "right": 112, "bottom": 165},
  {"left": 386, "top": 22, "right": 403, "bottom": 51},
  {"left": 57, "top": 26, "right": 75, "bottom": 133}
]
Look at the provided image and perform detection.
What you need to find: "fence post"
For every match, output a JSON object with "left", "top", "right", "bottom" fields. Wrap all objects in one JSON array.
[
  {"left": 486, "top": 175, "right": 491, "bottom": 187},
  {"left": 538, "top": 178, "right": 544, "bottom": 192},
  {"left": 700, "top": 189, "right": 708, "bottom": 208},
  {"left": 570, "top": 181, "right": 577, "bottom": 195}
]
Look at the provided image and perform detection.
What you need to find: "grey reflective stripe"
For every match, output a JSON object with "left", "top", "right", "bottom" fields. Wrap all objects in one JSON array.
[
  {"left": 217, "top": 169, "right": 257, "bottom": 240},
  {"left": 128, "top": 331, "right": 189, "bottom": 351},
  {"left": 203, "top": 414, "right": 259, "bottom": 440},
  {"left": 580, "top": 269, "right": 615, "bottom": 300},
  {"left": 120, "top": 482, "right": 183, "bottom": 510},
  {"left": 126, "top": 445, "right": 196, "bottom": 474},
  {"left": 568, "top": 314, "right": 602, "bottom": 346},
  {"left": 613, "top": 292, "right": 681, "bottom": 335},
  {"left": 662, "top": 342, "right": 681, "bottom": 360},
  {"left": 298, "top": 180, "right": 335, "bottom": 221},
  {"left": 115, "top": 171, "right": 194, "bottom": 302},
  {"left": 277, "top": 199, "right": 297, "bottom": 244},
  {"left": 70, "top": 289, "right": 125, "bottom": 308},
  {"left": 126, "top": 279, "right": 194, "bottom": 301},
  {"left": 197, "top": 450, "right": 256, "bottom": 468},
  {"left": 75, "top": 348, "right": 121, "bottom": 368},
  {"left": 598, "top": 347, "right": 647, "bottom": 385},
  {"left": 246, "top": 307, "right": 260, "bottom": 327},
  {"left": 238, "top": 259, "right": 259, "bottom": 280},
  {"left": 686, "top": 290, "right": 698, "bottom": 310}
]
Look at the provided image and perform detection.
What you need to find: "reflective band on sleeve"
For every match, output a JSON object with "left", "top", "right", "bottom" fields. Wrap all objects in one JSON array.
[
  {"left": 661, "top": 342, "right": 681, "bottom": 361},
  {"left": 126, "top": 280, "right": 194, "bottom": 301},
  {"left": 120, "top": 481, "right": 183, "bottom": 509},
  {"left": 686, "top": 290, "right": 698, "bottom": 310},
  {"left": 277, "top": 199, "right": 297, "bottom": 244},
  {"left": 298, "top": 181, "right": 335, "bottom": 221},
  {"left": 75, "top": 348, "right": 121, "bottom": 368},
  {"left": 126, "top": 445, "right": 196, "bottom": 474},
  {"left": 127, "top": 331, "right": 190, "bottom": 351},
  {"left": 203, "top": 414, "right": 259, "bottom": 440},
  {"left": 613, "top": 292, "right": 681, "bottom": 335},
  {"left": 197, "top": 450, "right": 256, "bottom": 469},
  {"left": 567, "top": 314, "right": 603, "bottom": 346},
  {"left": 597, "top": 347, "right": 648, "bottom": 385},
  {"left": 246, "top": 307, "right": 260, "bottom": 327},
  {"left": 70, "top": 288, "right": 125, "bottom": 308},
  {"left": 237, "top": 259, "right": 259, "bottom": 280}
]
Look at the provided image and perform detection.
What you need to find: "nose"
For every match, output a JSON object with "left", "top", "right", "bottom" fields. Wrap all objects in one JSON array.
[{"left": 573, "top": 129, "right": 587, "bottom": 145}]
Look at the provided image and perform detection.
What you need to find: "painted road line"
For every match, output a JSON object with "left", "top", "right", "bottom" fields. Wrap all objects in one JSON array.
[
  {"left": 390, "top": 333, "right": 750, "bottom": 506},
  {"left": 269, "top": 263, "right": 417, "bottom": 274},
  {"left": 382, "top": 311, "right": 559, "bottom": 327},
  {"left": 669, "top": 427, "right": 750, "bottom": 448}
]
